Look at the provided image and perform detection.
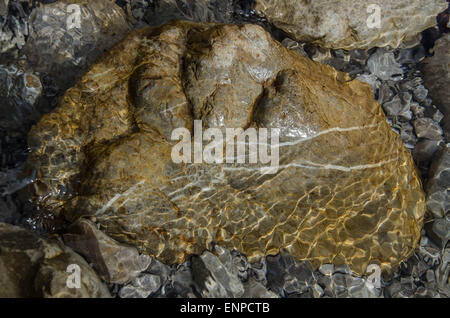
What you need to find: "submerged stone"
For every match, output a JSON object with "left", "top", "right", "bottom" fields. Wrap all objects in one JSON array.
[
  {"left": 27, "top": 21, "right": 425, "bottom": 275},
  {"left": 423, "top": 34, "right": 450, "bottom": 139},
  {"left": 253, "top": 0, "right": 447, "bottom": 50},
  {"left": 0, "top": 222, "right": 110, "bottom": 298},
  {"left": 24, "top": 0, "right": 131, "bottom": 90}
]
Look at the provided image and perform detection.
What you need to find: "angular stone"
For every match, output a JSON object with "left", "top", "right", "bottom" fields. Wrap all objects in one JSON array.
[
  {"left": 425, "top": 217, "right": 450, "bottom": 249},
  {"left": 169, "top": 263, "right": 197, "bottom": 298},
  {"left": 435, "top": 248, "right": 450, "bottom": 296},
  {"left": 426, "top": 146, "right": 450, "bottom": 218},
  {"left": 27, "top": 21, "right": 426, "bottom": 275},
  {"left": 24, "top": 0, "right": 131, "bottom": 90},
  {"left": 413, "top": 139, "right": 442, "bottom": 163},
  {"left": 253, "top": 0, "right": 447, "bottom": 50},
  {"left": 0, "top": 222, "right": 110, "bottom": 298},
  {"left": 367, "top": 49, "right": 404, "bottom": 82},
  {"left": 0, "top": 63, "right": 42, "bottom": 132},
  {"left": 413, "top": 118, "right": 444, "bottom": 140},
  {"left": 191, "top": 251, "right": 244, "bottom": 298},
  {"left": 383, "top": 95, "right": 412, "bottom": 121},
  {"left": 118, "top": 284, "right": 151, "bottom": 299},
  {"left": 63, "top": 218, "right": 151, "bottom": 284},
  {"left": 319, "top": 264, "right": 334, "bottom": 277},
  {"left": 119, "top": 273, "right": 162, "bottom": 298},
  {"left": 423, "top": 34, "right": 450, "bottom": 138},
  {"left": 399, "top": 123, "right": 417, "bottom": 150},
  {"left": 0, "top": 1, "right": 28, "bottom": 54},
  {"left": 146, "top": 257, "right": 172, "bottom": 280},
  {"left": 243, "top": 278, "right": 279, "bottom": 298}
]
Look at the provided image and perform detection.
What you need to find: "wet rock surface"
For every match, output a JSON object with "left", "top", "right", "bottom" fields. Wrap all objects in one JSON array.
[
  {"left": 0, "top": 62, "right": 43, "bottom": 132},
  {"left": 27, "top": 21, "right": 425, "bottom": 275},
  {"left": 0, "top": 0, "right": 448, "bottom": 299},
  {"left": 253, "top": 0, "right": 448, "bottom": 50},
  {"left": 63, "top": 218, "right": 151, "bottom": 284},
  {"left": 23, "top": 0, "right": 131, "bottom": 90},
  {"left": 0, "top": 222, "right": 111, "bottom": 298},
  {"left": 423, "top": 34, "right": 450, "bottom": 139},
  {"left": 426, "top": 145, "right": 450, "bottom": 218}
]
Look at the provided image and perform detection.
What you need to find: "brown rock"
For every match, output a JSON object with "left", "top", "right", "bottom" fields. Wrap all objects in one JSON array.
[
  {"left": 0, "top": 223, "right": 110, "bottom": 298},
  {"left": 423, "top": 34, "right": 450, "bottom": 139},
  {"left": 253, "top": 0, "right": 447, "bottom": 50},
  {"left": 63, "top": 219, "right": 151, "bottom": 284},
  {"left": 27, "top": 21, "right": 425, "bottom": 275}
]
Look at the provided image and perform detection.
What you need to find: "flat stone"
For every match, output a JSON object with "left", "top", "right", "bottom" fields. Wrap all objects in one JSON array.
[
  {"left": 27, "top": 21, "right": 426, "bottom": 275},
  {"left": 253, "top": 0, "right": 447, "bottom": 50},
  {"left": 118, "top": 284, "right": 152, "bottom": 298},
  {"left": 383, "top": 95, "right": 412, "bottom": 121},
  {"left": 368, "top": 49, "right": 404, "bottom": 82},
  {"left": 132, "top": 273, "right": 162, "bottom": 294},
  {"left": 243, "top": 278, "right": 278, "bottom": 298},
  {"left": 413, "top": 118, "right": 444, "bottom": 140},
  {"left": 319, "top": 264, "right": 334, "bottom": 277},
  {"left": 425, "top": 217, "right": 450, "bottom": 249},
  {"left": 63, "top": 218, "right": 151, "bottom": 284},
  {"left": 0, "top": 222, "right": 110, "bottom": 298}
]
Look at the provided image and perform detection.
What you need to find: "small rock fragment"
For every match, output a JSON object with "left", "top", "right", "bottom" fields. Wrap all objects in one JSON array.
[
  {"left": 243, "top": 278, "right": 278, "bottom": 298},
  {"left": 0, "top": 63, "right": 43, "bottom": 132},
  {"left": 368, "top": 49, "right": 404, "bottom": 81},
  {"left": 413, "top": 118, "right": 444, "bottom": 140}
]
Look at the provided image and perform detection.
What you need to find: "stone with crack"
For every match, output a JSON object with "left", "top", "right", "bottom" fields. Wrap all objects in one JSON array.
[
  {"left": 27, "top": 21, "right": 426, "bottom": 275},
  {"left": 253, "top": 0, "right": 447, "bottom": 50}
]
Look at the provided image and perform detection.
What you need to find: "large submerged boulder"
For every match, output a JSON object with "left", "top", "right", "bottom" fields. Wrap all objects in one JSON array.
[
  {"left": 253, "top": 0, "right": 448, "bottom": 50},
  {"left": 27, "top": 21, "right": 425, "bottom": 275}
]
